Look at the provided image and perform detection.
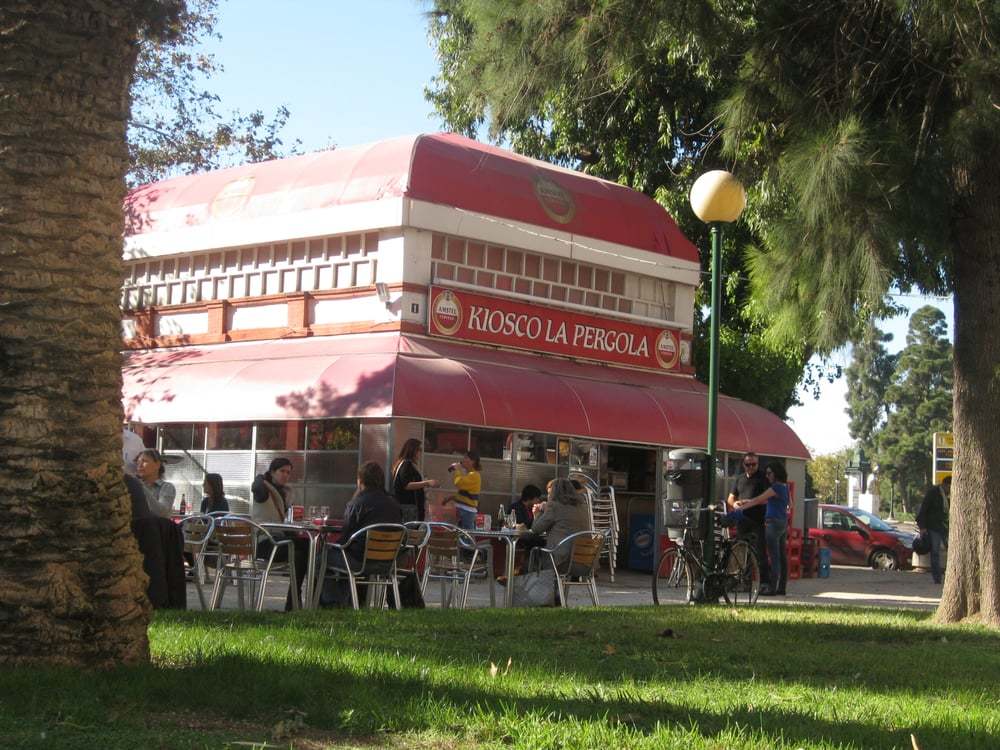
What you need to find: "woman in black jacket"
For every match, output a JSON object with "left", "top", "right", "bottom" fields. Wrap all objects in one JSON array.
[
  {"left": 200, "top": 473, "right": 230, "bottom": 515},
  {"left": 391, "top": 439, "right": 439, "bottom": 521}
]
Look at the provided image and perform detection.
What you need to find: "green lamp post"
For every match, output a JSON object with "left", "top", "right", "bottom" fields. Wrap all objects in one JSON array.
[{"left": 689, "top": 170, "right": 746, "bottom": 573}]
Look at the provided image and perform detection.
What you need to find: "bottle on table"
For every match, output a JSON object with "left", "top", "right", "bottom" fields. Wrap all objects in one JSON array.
[
  {"left": 178, "top": 493, "right": 187, "bottom": 515},
  {"left": 497, "top": 504, "right": 506, "bottom": 528}
]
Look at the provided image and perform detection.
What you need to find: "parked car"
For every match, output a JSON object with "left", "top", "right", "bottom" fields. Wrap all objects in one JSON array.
[{"left": 809, "top": 504, "right": 916, "bottom": 570}]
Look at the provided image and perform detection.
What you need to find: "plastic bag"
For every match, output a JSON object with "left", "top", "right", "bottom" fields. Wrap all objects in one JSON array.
[{"left": 511, "top": 569, "right": 557, "bottom": 607}]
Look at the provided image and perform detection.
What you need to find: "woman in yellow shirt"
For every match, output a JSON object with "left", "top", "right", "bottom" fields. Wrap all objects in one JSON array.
[{"left": 448, "top": 450, "right": 482, "bottom": 530}]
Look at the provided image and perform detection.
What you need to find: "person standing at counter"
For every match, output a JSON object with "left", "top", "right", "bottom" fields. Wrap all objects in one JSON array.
[
  {"left": 447, "top": 450, "right": 481, "bottom": 530},
  {"left": 392, "top": 438, "right": 439, "bottom": 522},
  {"left": 136, "top": 449, "right": 176, "bottom": 518}
]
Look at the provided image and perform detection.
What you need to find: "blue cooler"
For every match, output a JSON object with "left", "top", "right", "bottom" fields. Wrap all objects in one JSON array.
[{"left": 628, "top": 513, "right": 656, "bottom": 572}]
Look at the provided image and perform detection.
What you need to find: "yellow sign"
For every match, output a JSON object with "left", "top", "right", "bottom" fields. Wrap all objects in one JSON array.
[{"left": 932, "top": 431, "right": 953, "bottom": 485}]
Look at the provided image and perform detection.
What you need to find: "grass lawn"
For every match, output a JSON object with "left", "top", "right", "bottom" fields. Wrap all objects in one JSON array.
[{"left": 1, "top": 604, "right": 998, "bottom": 749}]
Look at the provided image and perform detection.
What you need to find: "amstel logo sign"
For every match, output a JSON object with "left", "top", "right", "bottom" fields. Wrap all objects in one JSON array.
[
  {"left": 430, "top": 289, "right": 463, "bottom": 335},
  {"left": 533, "top": 175, "right": 576, "bottom": 224},
  {"left": 654, "top": 330, "right": 679, "bottom": 370}
]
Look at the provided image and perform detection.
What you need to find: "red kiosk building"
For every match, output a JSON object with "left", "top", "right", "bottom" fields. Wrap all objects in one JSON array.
[{"left": 122, "top": 133, "right": 808, "bottom": 544}]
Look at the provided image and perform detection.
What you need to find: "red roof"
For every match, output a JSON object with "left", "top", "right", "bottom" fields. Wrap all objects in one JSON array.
[
  {"left": 122, "top": 333, "right": 809, "bottom": 460},
  {"left": 124, "top": 133, "right": 698, "bottom": 262}
]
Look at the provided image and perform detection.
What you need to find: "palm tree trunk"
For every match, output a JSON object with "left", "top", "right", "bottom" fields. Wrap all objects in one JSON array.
[
  {"left": 936, "top": 152, "right": 1000, "bottom": 626},
  {"left": 0, "top": 2, "right": 159, "bottom": 665}
]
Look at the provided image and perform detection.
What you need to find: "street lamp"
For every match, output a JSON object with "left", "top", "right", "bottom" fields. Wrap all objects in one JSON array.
[{"left": 690, "top": 170, "right": 746, "bottom": 573}]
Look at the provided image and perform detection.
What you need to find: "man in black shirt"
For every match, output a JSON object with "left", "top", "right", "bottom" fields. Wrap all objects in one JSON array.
[
  {"left": 916, "top": 476, "right": 950, "bottom": 583},
  {"left": 339, "top": 461, "right": 403, "bottom": 566},
  {"left": 322, "top": 461, "right": 402, "bottom": 607},
  {"left": 727, "top": 451, "right": 770, "bottom": 590}
]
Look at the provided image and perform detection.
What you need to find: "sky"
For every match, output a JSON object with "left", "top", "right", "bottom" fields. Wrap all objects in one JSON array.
[
  {"left": 202, "top": 1, "right": 442, "bottom": 151},
  {"left": 200, "top": 1, "right": 954, "bottom": 459}
]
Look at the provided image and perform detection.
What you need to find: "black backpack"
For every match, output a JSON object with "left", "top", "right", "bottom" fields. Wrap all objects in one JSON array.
[{"left": 912, "top": 531, "right": 931, "bottom": 556}]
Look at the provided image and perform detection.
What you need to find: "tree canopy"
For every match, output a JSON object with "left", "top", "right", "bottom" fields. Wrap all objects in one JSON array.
[
  {"left": 845, "top": 322, "right": 897, "bottom": 458},
  {"left": 128, "top": 0, "right": 297, "bottom": 186},
  {"left": 422, "top": 0, "right": 1000, "bottom": 624},
  {"left": 877, "top": 306, "right": 953, "bottom": 508}
]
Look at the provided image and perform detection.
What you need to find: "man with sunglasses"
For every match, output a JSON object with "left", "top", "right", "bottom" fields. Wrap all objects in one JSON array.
[{"left": 727, "top": 451, "right": 770, "bottom": 588}]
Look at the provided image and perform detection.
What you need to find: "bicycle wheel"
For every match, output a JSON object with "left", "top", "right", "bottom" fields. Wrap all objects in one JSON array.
[
  {"left": 722, "top": 539, "right": 760, "bottom": 606},
  {"left": 652, "top": 547, "right": 694, "bottom": 605}
]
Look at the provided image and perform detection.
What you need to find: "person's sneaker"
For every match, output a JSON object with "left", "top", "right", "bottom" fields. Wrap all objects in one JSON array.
[
  {"left": 758, "top": 586, "right": 775, "bottom": 596},
  {"left": 496, "top": 576, "right": 508, "bottom": 586}
]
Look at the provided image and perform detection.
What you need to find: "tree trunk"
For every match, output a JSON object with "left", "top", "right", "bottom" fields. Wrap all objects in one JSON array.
[
  {"left": 936, "top": 150, "right": 1000, "bottom": 626},
  {"left": 0, "top": 2, "right": 155, "bottom": 665}
]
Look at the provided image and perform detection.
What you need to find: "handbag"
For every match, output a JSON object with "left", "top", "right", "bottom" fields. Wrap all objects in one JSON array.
[
  {"left": 912, "top": 531, "right": 931, "bottom": 555},
  {"left": 511, "top": 569, "right": 557, "bottom": 607}
]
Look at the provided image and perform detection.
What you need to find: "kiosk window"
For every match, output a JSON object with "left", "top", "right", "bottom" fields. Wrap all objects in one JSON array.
[
  {"left": 305, "top": 420, "right": 359, "bottom": 451},
  {"left": 470, "top": 428, "right": 508, "bottom": 460},
  {"left": 425, "top": 423, "right": 469, "bottom": 455}
]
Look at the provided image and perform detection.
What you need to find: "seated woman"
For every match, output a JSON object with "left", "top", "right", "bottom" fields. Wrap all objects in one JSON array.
[
  {"left": 136, "top": 449, "right": 176, "bottom": 518},
  {"left": 530, "top": 478, "right": 593, "bottom": 568},
  {"left": 511, "top": 484, "right": 542, "bottom": 527},
  {"left": 251, "top": 458, "right": 309, "bottom": 611},
  {"left": 200, "top": 472, "right": 230, "bottom": 515}
]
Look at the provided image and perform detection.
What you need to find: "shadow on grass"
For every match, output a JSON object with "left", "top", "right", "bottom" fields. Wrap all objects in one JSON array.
[{"left": 4, "top": 606, "right": 998, "bottom": 750}]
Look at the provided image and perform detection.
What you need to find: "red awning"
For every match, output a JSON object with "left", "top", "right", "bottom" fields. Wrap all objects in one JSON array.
[
  {"left": 123, "top": 334, "right": 809, "bottom": 459},
  {"left": 125, "top": 133, "right": 697, "bottom": 263}
]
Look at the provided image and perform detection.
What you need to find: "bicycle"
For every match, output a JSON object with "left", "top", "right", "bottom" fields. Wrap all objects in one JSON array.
[{"left": 652, "top": 501, "right": 760, "bottom": 606}]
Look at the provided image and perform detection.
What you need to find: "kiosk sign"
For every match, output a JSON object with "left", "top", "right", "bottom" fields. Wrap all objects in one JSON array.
[{"left": 428, "top": 286, "right": 691, "bottom": 372}]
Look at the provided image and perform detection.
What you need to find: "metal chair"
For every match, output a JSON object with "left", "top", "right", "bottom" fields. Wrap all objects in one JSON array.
[
  {"left": 589, "top": 486, "right": 619, "bottom": 581},
  {"left": 420, "top": 522, "right": 493, "bottom": 609},
  {"left": 180, "top": 514, "right": 215, "bottom": 610},
  {"left": 537, "top": 529, "right": 609, "bottom": 607},
  {"left": 398, "top": 522, "right": 431, "bottom": 579},
  {"left": 570, "top": 472, "right": 619, "bottom": 581},
  {"left": 325, "top": 524, "right": 407, "bottom": 610},
  {"left": 209, "top": 516, "right": 299, "bottom": 611}
]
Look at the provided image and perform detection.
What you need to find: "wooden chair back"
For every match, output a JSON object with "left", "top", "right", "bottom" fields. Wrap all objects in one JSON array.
[
  {"left": 181, "top": 516, "right": 213, "bottom": 550},
  {"left": 213, "top": 518, "right": 255, "bottom": 557},
  {"left": 570, "top": 533, "right": 604, "bottom": 568},
  {"left": 362, "top": 528, "right": 405, "bottom": 563},
  {"left": 427, "top": 525, "right": 461, "bottom": 559}
]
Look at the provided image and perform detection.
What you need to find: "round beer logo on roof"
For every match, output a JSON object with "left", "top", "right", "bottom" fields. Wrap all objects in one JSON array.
[
  {"left": 210, "top": 176, "right": 255, "bottom": 218},
  {"left": 654, "top": 330, "right": 679, "bottom": 370},
  {"left": 533, "top": 175, "right": 576, "bottom": 225},
  {"left": 431, "top": 289, "right": 463, "bottom": 336}
]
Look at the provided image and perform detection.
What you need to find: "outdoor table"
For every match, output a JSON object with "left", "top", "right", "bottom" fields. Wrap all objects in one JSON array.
[
  {"left": 260, "top": 521, "right": 342, "bottom": 610},
  {"left": 472, "top": 528, "right": 544, "bottom": 607}
]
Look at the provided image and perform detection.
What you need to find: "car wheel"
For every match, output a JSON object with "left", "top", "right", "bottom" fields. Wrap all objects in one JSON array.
[{"left": 870, "top": 549, "right": 898, "bottom": 571}]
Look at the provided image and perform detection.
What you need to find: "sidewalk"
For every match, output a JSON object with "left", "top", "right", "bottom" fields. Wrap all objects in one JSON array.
[{"left": 191, "top": 564, "right": 943, "bottom": 612}]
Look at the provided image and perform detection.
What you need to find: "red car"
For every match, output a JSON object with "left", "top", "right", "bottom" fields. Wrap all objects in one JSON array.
[{"left": 809, "top": 504, "right": 916, "bottom": 570}]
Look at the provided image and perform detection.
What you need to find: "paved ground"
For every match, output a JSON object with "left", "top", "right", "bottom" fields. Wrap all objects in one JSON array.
[{"left": 191, "top": 563, "right": 944, "bottom": 612}]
